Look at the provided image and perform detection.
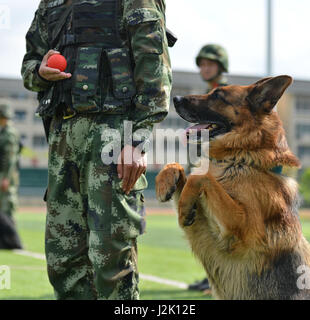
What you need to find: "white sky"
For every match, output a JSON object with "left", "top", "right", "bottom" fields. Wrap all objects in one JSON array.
[{"left": 0, "top": 0, "right": 309, "bottom": 80}]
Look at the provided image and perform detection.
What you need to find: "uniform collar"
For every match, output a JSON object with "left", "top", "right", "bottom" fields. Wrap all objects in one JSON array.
[{"left": 206, "top": 76, "right": 228, "bottom": 92}]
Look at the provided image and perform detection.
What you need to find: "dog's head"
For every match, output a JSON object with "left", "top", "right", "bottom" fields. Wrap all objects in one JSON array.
[
  {"left": 174, "top": 75, "right": 300, "bottom": 167},
  {"left": 174, "top": 75, "right": 292, "bottom": 141}
]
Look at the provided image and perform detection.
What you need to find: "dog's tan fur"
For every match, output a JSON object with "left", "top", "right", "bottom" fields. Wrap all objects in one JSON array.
[{"left": 156, "top": 76, "right": 310, "bottom": 300}]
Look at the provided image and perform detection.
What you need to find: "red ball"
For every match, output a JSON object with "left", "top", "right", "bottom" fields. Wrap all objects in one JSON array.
[{"left": 47, "top": 54, "right": 67, "bottom": 72}]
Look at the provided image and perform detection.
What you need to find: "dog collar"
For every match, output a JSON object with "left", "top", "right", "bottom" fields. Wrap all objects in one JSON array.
[
  {"left": 209, "top": 157, "right": 232, "bottom": 165},
  {"left": 269, "top": 166, "right": 283, "bottom": 174},
  {"left": 209, "top": 157, "right": 283, "bottom": 175}
]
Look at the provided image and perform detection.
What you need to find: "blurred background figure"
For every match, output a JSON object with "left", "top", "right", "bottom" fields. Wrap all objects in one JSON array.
[
  {"left": 0, "top": 100, "right": 23, "bottom": 249},
  {"left": 196, "top": 44, "right": 229, "bottom": 93},
  {"left": 187, "top": 44, "right": 230, "bottom": 293}
]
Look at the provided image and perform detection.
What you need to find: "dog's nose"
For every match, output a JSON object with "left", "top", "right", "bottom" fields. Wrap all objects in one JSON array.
[{"left": 173, "top": 96, "right": 185, "bottom": 106}]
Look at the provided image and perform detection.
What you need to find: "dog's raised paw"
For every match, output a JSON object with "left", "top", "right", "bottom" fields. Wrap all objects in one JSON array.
[
  {"left": 156, "top": 183, "right": 177, "bottom": 202},
  {"left": 155, "top": 165, "right": 182, "bottom": 202},
  {"left": 164, "top": 185, "right": 177, "bottom": 202}
]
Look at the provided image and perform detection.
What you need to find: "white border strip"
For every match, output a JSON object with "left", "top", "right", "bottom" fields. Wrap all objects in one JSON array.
[
  {"left": 139, "top": 274, "right": 187, "bottom": 289},
  {"left": 13, "top": 249, "right": 45, "bottom": 260},
  {"left": 12, "top": 250, "right": 188, "bottom": 289}
]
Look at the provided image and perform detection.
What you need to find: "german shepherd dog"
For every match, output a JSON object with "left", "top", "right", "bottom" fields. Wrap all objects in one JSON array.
[{"left": 155, "top": 76, "right": 310, "bottom": 300}]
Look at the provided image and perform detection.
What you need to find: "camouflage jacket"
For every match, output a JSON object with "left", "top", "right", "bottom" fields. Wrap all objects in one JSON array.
[
  {"left": 21, "top": 0, "right": 172, "bottom": 135},
  {"left": 0, "top": 124, "right": 19, "bottom": 185}
]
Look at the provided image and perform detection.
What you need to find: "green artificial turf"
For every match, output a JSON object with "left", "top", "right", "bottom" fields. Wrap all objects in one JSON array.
[{"left": 0, "top": 211, "right": 309, "bottom": 300}]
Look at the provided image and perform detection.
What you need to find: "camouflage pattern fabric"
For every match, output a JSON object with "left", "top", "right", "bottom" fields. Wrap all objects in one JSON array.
[
  {"left": 72, "top": 47, "right": 102, "bottom": 113},
  {"left": 106, "top": 48, "right": 136, "bottom": 101},
  {"left": 21, "top": 0, "right": 172, "bottom": 136},
  {"left": 21, "top": 0, "right": 171, "bottom": 300},
  {"left": 205, "top": 76, "right": 228, "bottom": 94},
  {"left": 0, "top": 123, "right": 20, "bottom": 218},
  {"left": 20, "top": 0, "right": 51, "bottom": 92},
  {"left": 125, "top": 1, "right": 172, "bottom": 135},
  {"left": 46, "top": 113, "right": 146, "bottom": 299}
]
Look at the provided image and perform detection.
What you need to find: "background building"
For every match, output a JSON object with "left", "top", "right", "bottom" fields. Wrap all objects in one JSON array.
[
  {"left": 1, "top": 72, "right": 310, "bottom": 176},
  {"left": 0, "top": 78, "right": 47, "bottom": 168}
]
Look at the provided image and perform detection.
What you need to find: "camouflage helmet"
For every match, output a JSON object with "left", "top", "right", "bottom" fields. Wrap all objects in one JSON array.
[
  {"left": 0, "top": 100, "right": 13, "bottom": 119},
  {"left": 196, "top": 44, "right": 229, "bottom": 72}
]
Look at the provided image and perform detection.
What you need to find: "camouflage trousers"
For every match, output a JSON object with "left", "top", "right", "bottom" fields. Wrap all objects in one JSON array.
[{"left": 45, "top": 113, "right": 147, "bottom": 300}]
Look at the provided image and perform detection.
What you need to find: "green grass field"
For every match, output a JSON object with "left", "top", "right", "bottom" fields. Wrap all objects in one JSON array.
[{"left": 0, "top": 210, "right": 310, "bottom": 300}]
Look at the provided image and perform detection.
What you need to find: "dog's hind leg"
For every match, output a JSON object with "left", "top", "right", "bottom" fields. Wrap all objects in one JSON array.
[{"left": 155, "top": 163, "right": 187, "bottom": 203}]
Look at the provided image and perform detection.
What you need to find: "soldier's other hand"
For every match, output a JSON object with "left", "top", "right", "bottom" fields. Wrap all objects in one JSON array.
[
  {"left": 117, "top": 145, "right": 147, "bottom": 195},
  {"left": 0, "top": 178, "right": 9, "bottom": 192},
  {"left": 39, "top": 50, "right": 72, "bottom": 81}
]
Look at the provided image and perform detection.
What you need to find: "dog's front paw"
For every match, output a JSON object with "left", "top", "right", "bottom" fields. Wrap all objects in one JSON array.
[
  {"left": 177, "top": 174, "right": 205, "bottom": 227},
  {"left": 183, "top": 203, "right": 197, "bottom": 227},
  {"left": 178, "top": 199, "right": 198, "bottom": 227},
  {"left": 155, "top": 163, "right": 185, "bottom": 202}
]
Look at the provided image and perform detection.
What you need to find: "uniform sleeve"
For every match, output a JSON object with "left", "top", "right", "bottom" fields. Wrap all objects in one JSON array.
[
  {"left": 21, "top": 0, "right": 52, "bottom": 92},
  {"left": 124, "top": 0, "right": 172, "bottom": 150}
]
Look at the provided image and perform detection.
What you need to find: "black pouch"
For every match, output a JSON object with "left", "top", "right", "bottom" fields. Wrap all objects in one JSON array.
[
  {"left": 106, "top": 48, "right": 136, "bottom": 104},
  {"left": 71, "top": 47, "right": 102, "bottom": 113},
  {"left": 35, "top": 86, "right": 55, "bottom": 118}
]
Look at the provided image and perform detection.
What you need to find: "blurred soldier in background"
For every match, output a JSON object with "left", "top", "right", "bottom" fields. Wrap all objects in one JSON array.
[
  {"left": 0, "top": 101, "right": 23, "bottom": 249},
  {"left": 187, "top": 44, "right": 229, "bottom": 292},
  {"left": 196, "top": 44, "right": 229, "bottom": 93},
  {"left": 21, "top": 0, "right": 172, "bottom": 300}
]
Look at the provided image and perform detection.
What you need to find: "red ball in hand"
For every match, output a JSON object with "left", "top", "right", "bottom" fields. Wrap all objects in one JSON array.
[{"left": 47, "top": 54, "right": 67, "bottom": 72}]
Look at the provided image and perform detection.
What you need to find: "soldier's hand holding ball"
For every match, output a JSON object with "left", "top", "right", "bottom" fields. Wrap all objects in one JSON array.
[{"left": 39, "top": 50, "right": 72, "bottom": 81}]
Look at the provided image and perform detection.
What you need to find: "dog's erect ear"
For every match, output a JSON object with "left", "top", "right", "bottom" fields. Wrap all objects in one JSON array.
[
  {"left": 247, "top": 75, "right": 293, "bottom": 114},
  {"left": 253, "top": 77, "right": 273, "bottom": 86}
]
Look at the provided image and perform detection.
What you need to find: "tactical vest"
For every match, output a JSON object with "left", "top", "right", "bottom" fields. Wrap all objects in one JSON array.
[{"left": 37, "top": 0, "right": 136, "bottom": 117}]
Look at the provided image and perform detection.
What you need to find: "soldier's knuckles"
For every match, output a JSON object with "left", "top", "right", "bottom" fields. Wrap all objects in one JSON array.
[{"left": 132, "top": 162, "right": 139, "bottom": 169}]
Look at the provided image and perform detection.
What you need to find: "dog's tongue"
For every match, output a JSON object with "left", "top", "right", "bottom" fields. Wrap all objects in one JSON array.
[{"left": 185, "top": 124, "right": 210, "bottom": 134}]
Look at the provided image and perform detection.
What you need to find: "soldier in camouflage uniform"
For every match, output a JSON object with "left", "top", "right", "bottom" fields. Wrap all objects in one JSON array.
[
  {"left": 21, "top": 0, "right": 171, "bottom": 300},
  {"left": 187, "top": 44, "right": 229, "bottom": 292},
  {"left": 196, "top": 44, "right": 229, "bottom": 93},
  {"left": 0, "top": 102, "right": 20, "bottom": 219},
  {"left": 0, "top": 101, "right": 23, "bottom": 249}
]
